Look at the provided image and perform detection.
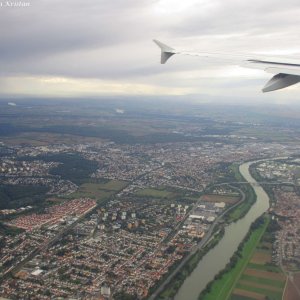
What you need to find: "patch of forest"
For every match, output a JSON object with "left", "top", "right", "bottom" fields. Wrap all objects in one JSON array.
[
  {"left": 0, "top": 184, "right": 49, "bottom": 209},
  {"left": 19, "top": 153, "right": 98, "bottom": 185}
]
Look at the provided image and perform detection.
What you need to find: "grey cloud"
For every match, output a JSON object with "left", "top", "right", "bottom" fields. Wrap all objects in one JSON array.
[
  {"left": 0, "top": 0, "right": 154, "bottom": 62},
  {"left": 171, "top": 0, "right": 300, "bottom": 37},
  {"left": 0, "top": 0, "right": 300, "bottom": 101}
]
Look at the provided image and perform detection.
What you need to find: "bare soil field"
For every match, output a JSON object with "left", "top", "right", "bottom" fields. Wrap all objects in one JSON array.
[
  {"left": 201, "top": 194, "right": 239, "bottom": 204},
  {"left": 233, "top": 288, "right": 265, "bottom": 300},
  {"left": 239, "top": 280, "right": 282, "bottom": 292},
  {"left": 294, "top": 272, "right": 300, "bottom": 287},
  {"left": 284, "top": 273, "right": 300, "bottom": 300},
  {"left": 250, "top": 251, "right": 272, "bottom": 264},
  {"left": 244, "top": 268, "right": 286, "bottom": 281}
]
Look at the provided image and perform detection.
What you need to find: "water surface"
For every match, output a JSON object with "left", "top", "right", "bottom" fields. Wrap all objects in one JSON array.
[{"left": 174, "top": 161, "right": 270, "bottom": 300}]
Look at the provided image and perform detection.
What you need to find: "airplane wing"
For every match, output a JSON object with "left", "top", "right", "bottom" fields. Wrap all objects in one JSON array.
[{"left": 153, "top": 39, "right": 300, "bottom": 92}]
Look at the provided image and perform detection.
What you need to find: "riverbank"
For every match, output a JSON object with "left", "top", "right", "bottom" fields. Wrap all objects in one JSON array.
[
  {"left": 174, "top": 160, "right": 270, "bottom": 300},
  {"left": 154, "top": 227, "right": 225, "bottom": 299},
  {"left": 149, "top": 183, "right": 245, "bottom": 300},
  {"left": 224, "top": 164, "right": 257, "bottom": 223},
  {"left": 198, "top": 214, "right": 270, "bottom": 300}
]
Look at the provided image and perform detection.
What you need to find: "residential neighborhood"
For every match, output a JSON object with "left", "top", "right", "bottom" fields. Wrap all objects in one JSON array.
[{"left": 0, "top": 140, "right": 299, "bottom": 299}]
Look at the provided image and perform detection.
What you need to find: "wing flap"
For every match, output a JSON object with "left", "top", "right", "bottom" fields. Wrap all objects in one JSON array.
[{"left": 262, "top": 73, "right": 300, "bottom": 93}]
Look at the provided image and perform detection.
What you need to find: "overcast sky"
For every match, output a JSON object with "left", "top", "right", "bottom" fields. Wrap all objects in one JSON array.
[{"left": 1, "top": 0, "right": 300, "bottom": 104}]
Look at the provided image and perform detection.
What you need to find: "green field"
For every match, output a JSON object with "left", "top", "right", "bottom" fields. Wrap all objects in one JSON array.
[
  {"left": 135, "top": 187, "right": 173, "bottom": 199},
  {"left": 224, "top": 164, "right": 257, "bottom": 223},
  {"left": 65, "top": 180, "right": 127, "bottom": 203},
  {"left": 95, "top": 180, "right": 128, "bottom": 191},
  {"left": 66, "top": 187, "right": 112, "bottom": 201},
  {"left": 200, "top": 216, "right": 269, "bottom": 300},
  {"left": 225, "top": 201, "right": 252, "bottom": 223}
]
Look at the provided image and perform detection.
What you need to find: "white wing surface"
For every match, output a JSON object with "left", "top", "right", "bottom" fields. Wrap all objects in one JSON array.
[{"left": 153, "top": 39, "right": 300, "bottom": 92}]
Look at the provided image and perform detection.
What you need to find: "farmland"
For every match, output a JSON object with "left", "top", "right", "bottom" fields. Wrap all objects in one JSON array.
[
  {"left": 230, "top": 221, "right": 286, "bottom": 300},
  {"left": 283, "top": 272, "right": 300, "bottom": 300},
  {"left": 199, "top": 216, "right": 269, "bottom": 300}
]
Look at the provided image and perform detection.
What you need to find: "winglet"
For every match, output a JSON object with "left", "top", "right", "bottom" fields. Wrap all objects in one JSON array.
[{"left": 153, "top": 39, "right": 176, "bottom": 64}]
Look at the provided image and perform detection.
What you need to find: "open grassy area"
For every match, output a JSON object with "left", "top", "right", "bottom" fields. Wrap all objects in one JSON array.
[
  {"left": 222, "top": 163, "right": 257, "bottom": 223},
  {"left": 225, "top": 183, "right": 256, "bottom": 223},
  {"left": 200, "top": 216, "right": 269, "bottom": 300},
  {"left": 66, "top": 186, "right": 112, "bottom": 202},
  {"left": 225, "top": 200, "right": 252, "bottom": 223},
  {"left": 95, "top": 180, "right": 128, "bottom": 191},
  {"left": 230, "top": 163, "right": 244, "bottom": 182},
  {"left": 135, "top": 187, "right": 173, "bottom": 199},
  {"left": 65, "top": 180, "right": 127, "bottom": 203}
]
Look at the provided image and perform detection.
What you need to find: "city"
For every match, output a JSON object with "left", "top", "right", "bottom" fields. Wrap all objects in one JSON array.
[
  {"left": 0, "top": 124, "right": 299, "bottom": 299},
  {"left": 1, "top": 0, "right": 300, "bottom": 298}
]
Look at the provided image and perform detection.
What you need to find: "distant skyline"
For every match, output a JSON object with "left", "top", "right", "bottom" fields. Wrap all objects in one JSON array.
[{"left": 1, "top": 0, "right": 300, "bottom": 104}]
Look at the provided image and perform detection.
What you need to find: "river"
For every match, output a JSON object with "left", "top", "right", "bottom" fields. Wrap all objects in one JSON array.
[{"left": 174, "top": 161, "right": 270, "bottom": 300}]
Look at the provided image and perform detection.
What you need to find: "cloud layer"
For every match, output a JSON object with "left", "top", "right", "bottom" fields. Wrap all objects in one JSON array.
[{"left": 1, "top": 0, "right": 300, "bottom": 103}]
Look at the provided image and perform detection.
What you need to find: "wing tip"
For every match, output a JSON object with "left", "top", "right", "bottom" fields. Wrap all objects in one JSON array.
[{"left": 153, "top": 39, "right": 176, "bottom": 64}]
